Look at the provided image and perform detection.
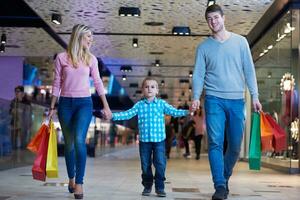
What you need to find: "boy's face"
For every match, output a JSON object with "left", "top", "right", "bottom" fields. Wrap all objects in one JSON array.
[
  {"left": 206, "top": 11, "right": 225, "bottom": 33},
  {"left": 142, "top": 80, "right": 158, "bottom": 100}
]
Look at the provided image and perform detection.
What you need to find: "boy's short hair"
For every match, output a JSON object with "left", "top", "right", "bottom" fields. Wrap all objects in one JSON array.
[
  {"left": 15, "top": 85, "right": 24, "bottom": 92},
  {"left": 141, "top": 77, "right": 158, "bottom": 88},
  {"left": 205, "top": 4, "right": 224, "bottom": 19}
]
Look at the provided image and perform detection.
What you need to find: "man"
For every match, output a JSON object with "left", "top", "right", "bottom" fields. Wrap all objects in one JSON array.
[
  {"left": 9, "top": 86, "right": 31, "bottom": 149},
  {"left": 190, "top": 4, "right": 262, "bottom": 200}
]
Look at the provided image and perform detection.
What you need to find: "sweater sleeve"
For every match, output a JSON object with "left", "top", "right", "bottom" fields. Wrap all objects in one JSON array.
[
  {"left": 192, "top": 45, "right": 206, "bottom": 100},
  {"left": 241, "top": 37, "right": 259, "bottom": 101},
  {"left": 90, "top": 56, "right": 105, "bottom": 96},
  {"left": 52, "top": 53, "right": 63, "bottom": 97}
]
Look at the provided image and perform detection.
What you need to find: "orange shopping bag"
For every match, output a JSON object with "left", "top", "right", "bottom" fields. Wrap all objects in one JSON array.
[
  {"left": 260, "top": 112, "right": 273, "bottom": 151},
  {"left": 27, "top": 124, "right": 48, "bottom": 153}
]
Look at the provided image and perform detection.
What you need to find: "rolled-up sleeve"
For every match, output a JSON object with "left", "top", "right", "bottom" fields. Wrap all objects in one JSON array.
[
  {"left": 90, "top": 56, "right": 105, "bottom": 96},
  {"left": 52, "top": 54, "right": 62, "bottom": 97}
]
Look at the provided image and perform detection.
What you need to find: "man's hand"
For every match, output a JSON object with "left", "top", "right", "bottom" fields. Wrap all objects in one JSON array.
[
  {"left": 253, "top": 99, "right": 262, "bottom": 112},
  {"left": 190, "top": 100, "right": 200, "bottom": 112}
]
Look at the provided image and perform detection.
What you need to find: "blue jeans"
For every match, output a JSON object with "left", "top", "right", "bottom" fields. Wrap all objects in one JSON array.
[
  {"left": 139, "top": 141, "right": 166, "bottom": 191},
  {"left": 57, "top": 97, "right": 93, "bottom": 184},
  {"left": 205, "top": 95, "right": 245, "bottom": 189}
]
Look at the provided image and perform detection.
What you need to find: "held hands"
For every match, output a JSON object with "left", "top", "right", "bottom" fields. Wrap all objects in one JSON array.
[{"left": 101, "top": 107, "right": 112, "bottom": 120}]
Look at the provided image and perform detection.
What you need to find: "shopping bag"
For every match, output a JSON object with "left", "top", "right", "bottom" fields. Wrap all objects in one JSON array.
[
  {"left": 46, "top": 121, "right": 58, "bottom": 178},
  {"left": 260, "top": 112, "right": 273, "bottom": 151},
  {"left": 249, "top": 112, "right": 261, "bottom": 170},
  {"left": 32, "top": 125, "right": 50, "bottom": 181},
  {"left": 265, "top": 114, "right": 287, "bottom": 152},
  {"left": 27, "top": 124, "right": 48, "bottom": 153}
]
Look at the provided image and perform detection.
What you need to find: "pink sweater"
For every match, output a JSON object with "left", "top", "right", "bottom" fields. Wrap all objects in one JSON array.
[{"left": 52, "top": 52, "right": 105, "bottom": 97}]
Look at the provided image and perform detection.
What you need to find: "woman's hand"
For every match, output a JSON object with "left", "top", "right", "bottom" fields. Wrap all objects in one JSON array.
[
  {"left": 48, "top": 108, "right": 55, "bottom": 119},
  {"left": 102, "top": 107, "right": 112, "bottom": 120}
]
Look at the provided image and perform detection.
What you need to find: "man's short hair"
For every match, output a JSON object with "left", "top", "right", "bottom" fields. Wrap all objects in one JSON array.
[
  {"left": 205, "top": 4, "right": 224, "bottom": 19},
  {"left": 15, "top": 85, "right": 24, "bottom": 92},
  {"left": 141, "top": 77, "right": 158, "bottom": 88}
]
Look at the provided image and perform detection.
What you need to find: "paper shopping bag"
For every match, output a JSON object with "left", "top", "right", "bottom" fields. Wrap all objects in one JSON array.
[
  {"left": 46, "top": 121, "right": 58, "bottom": 178},
  {"left": 27, "top": 124, "right": 48, "bottom": 153},
  {"left": 265, "top": 114, "right": 287, "bottom": 152},
  {"left": 260, "top": 112, "right": 274, "bottom": 151},
  {"left": 32, "top": 125, "right": 50, "bottom": 181},
  {"left": 249, "top": 112, "right": 261, "bottom": 170}
]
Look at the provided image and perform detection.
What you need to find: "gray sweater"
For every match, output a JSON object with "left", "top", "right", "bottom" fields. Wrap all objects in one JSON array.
[{"left": 192, "top": 32, "right": 259, "bottom": 101}]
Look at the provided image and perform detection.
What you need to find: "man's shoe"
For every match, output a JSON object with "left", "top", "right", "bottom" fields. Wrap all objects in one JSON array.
[
  {"left": 225, "top": 181, "right": 229, "bottom": 198},
  {"left": 212, "top": 186, "right": 227, "bottom": 200},
  {"left": 195, "top": 155, "right": 200, "bottom": 160},
  {"left": 142, "top": 188, "right": 152, "bottom": 196},
  {"left": 156, "top": 190, "right": 166, "bottom": 197}
]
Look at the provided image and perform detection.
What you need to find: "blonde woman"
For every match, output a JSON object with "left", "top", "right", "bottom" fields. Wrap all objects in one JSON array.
[{"left": 49, "top": 24, "right": 112, "bottom": 199}]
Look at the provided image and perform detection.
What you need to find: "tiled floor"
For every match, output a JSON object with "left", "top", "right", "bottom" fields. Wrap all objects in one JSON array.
[{"left": 0, "top": 146, "right": 299, "bottom": 200}]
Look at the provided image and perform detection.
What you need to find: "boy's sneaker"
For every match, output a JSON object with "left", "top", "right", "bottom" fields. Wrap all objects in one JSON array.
[
  {"left": 142, "top": 187, "right": 152, "bottom": 196},
  {"left": 212, "top": 186, "right": 227, "bottom": 200},
  {"left": 155, "top": 190, "right": 166, "bottom": 197}
]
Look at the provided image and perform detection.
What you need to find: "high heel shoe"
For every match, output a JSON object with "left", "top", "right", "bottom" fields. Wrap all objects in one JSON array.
[
  {"left": 68, "top": 185, "right": 75, "bottom": 193},
  {"left": 74, "top": 193, "right": 83, "bottom": 199}
]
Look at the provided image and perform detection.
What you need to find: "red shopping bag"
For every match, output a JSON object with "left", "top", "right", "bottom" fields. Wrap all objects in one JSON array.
[
  {"left": 27, "top": 124, "right": 48, "bottom": 153},
  {"left": 260, "top": 112, "right": 273, "bottom": 151},
  {"left": 265, "top": 114, "right": 287, "bottom": 152},
  {"left": 32, "top": 125, "right": 50, "bottom": 181}
]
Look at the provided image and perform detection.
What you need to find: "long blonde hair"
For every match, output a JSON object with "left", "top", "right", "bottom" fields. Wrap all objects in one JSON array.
[{"left": 67, "top": 24, "right": 93, "bottom": 67}]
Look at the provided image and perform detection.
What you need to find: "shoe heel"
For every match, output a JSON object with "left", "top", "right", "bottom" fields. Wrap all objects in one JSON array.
[{"left": 74, "top": 193, "right": 83, "bottom": 199}]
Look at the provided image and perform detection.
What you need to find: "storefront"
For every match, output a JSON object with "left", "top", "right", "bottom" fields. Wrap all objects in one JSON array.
[{"left": 250, "top": 5, "right": 300, "bottom": 173}]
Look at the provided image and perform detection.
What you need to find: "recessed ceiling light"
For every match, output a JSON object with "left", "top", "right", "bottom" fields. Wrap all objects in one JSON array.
[
  {"left": 119, "top": 7, "right": 141, "bottom": 17},
  {"left": 51, "top": 13, "right": 62, "bottom": 25},
  {"left": 172, "top": 26, "right": 191, "bottom": 35}
]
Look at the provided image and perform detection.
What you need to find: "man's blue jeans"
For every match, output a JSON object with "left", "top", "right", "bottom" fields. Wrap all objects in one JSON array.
[
  {"left": 57, "top": 97, "right": 92, "bottom": 184},
  {"left": 139, "top": 141, "right": 166, "bottom": 191},
  {"left": 205, "top": 95, "right": 245, "bottom": 189}
]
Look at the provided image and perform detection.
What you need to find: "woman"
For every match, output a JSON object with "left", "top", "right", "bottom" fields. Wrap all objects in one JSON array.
[
  {"left": 192, "top": 107, "right": 205, "bottom": 160},
  {"left": 49, "top": 24, "right": 112, "bottom": 199}
]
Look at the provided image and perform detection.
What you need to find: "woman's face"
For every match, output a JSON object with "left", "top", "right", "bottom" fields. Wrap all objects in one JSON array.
[{"left": 82, "top": 31, "right": 93, "bottom": 50}]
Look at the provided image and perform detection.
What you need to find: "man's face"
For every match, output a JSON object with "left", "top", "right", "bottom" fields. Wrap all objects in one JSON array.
[
  {"left": 15, "top": 89, "right": 23, "bottom": 100},
  {"left": 142, "top": 80, "right": 158, "bottom": 99},
  {"left": 206, "top": 11, "right": 225, "bottom": 33}
]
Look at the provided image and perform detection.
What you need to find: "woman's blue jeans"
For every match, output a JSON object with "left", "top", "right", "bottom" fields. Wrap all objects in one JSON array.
[
  {"left": 205, "top": 95, "right": 245, "bottom": 189},
  {"left": 139, "top": 141, "right": 166, "bottom": 191},
  {"left": 57, "top": 97, "right": 92, "bottom": 184}
]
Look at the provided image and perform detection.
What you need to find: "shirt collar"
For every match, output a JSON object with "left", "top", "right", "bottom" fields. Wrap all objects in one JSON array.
[{"left": 142, "top": 97, "right": 158, "bottom": 104}]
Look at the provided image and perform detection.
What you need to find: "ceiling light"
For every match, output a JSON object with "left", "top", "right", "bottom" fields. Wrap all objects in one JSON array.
[
  {"left": 119, "top": 7, "right": 141, "bottom": 17},
  {"left": 120, "top": 65, "right": 132, "bottom": 72},
  {"left": 189, "top": 86, "right": 192, "bottom": 92},
  {"left": 267, "top": 45, "right": 273, "bottom": 50},
  {"left": 207, "top": 0, "right": 216, "bottom": 7},
  {"left": 0, "top": 44, "right": 5, "bottom": 53},
  {"left": 172, "top": 26, "right": 191, "bottom": 35},
  {"left": 51, "top": 13, "right": 62, "bottom": 25},
  {"left": 122, "top": 75, "right": 127, "bottom": 81},
  {"left": 161, "top": 80, "right": 165, "bottom": 86},
  {"left": 155, "top": 59, "right": 160, "bottom": 67},
  {"left": 132, "top": 38, "right": 138, "bottom": 47},
  {"left": 1, "top": 34, "right": 6, "bottom": 44},
  {"left": 189, "top": 71, "right": 193, "bottom": 78}
]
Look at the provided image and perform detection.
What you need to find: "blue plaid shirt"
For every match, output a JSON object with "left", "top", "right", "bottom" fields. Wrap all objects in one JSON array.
[{"left": 112, "top": 97, "right": 189, "bottom": 142}]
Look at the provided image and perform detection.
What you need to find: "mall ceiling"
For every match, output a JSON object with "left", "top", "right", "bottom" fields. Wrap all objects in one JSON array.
[{"left": 0, "top": 0, "right": 275, "bottom": 106}]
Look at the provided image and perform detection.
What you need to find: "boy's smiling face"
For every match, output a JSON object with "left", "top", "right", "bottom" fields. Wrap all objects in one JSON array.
[{"left": 142, "top": 80, "right": 159, "bottom": 101}]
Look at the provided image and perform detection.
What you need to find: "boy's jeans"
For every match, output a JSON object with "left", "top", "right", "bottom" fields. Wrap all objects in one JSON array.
[
  {"left": 57, "top": 97, "right": 93, "bottom": 184},
  {"left": 139, "top": 141, "right": 166, "bottom": 191},
  {"left": 204, "top": 95, "right": 245, "bottom": 189}
]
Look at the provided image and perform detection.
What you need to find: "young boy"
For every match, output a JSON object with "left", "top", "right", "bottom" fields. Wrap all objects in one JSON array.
[{"left": 110, "top": 77, "right": 189, "bottom": 197}]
